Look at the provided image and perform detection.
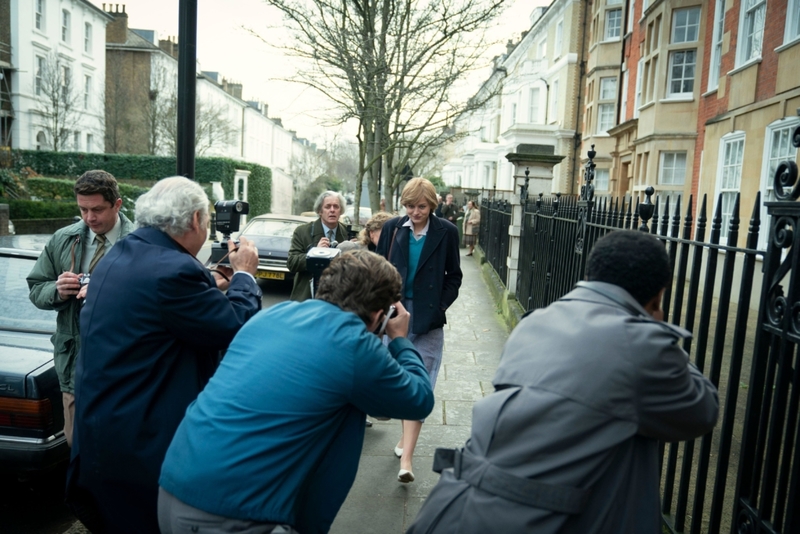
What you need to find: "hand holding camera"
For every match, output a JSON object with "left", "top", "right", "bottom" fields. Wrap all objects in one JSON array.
[
  {"left": 228, "top": 236, "right": 259, "bottom": 276},
  {"left": 382, "top": 301, "right": 410, "bottom": 340}
]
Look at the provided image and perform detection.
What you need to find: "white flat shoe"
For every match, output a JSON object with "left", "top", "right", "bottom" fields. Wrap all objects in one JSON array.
[
  {"left": 398, "top": 469, "right": 415, "bottom": 483},
  {"left": 394, "top": 446, "right": 403, "bottom": 458}
]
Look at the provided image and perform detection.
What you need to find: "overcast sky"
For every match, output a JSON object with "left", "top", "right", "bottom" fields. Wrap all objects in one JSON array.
[{"left": 89, "top": 0, "right": 549, "bottom": 144}]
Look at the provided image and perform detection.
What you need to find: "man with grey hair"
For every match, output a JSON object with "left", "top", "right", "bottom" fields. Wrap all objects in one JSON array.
[
  {"left": 67, "top": 177, "right": 262, "bottom": 534},
  {"left": 287, "top": 190, "right": 348, "bottom": 301}
]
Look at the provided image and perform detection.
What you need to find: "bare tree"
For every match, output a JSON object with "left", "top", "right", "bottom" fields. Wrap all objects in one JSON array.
[
  {"left": 159, "top": 97, "right": 238, "bottom": 157},
  {"left": 145, "top": 64, "right": 175, "bottom": 155},
  {"left": 258, "top": 0, "right": 506, "bottom": 210},
  {"left": 34, "top": 53, "right": 84, "bottom": 151}
]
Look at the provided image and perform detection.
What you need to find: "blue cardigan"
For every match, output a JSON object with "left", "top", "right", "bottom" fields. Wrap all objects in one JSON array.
[
  {"left": 376, "top": 215, "right": 463, "bottom": 334},
  {"left": 159, "top": 300, "right": 434, "bottom": 533}
]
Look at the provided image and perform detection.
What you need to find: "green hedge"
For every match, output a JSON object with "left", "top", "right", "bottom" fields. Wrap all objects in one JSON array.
[
  {"left": 24, "top": 177, "right": 150, "bottom": 218},
  {"left": 8, "top": 199, "right": 80, "bottom": 219},
  {"left": 11, "top": 150, "right": 272, "bottom": 217}
]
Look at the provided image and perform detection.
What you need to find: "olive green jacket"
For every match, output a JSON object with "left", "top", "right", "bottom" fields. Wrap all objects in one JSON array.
[
  {"left": 26, "top": 213, "right": 135, "bottom": 393},
  {"left": 287, "top": 218, "right": 348, "bottom": 302}
]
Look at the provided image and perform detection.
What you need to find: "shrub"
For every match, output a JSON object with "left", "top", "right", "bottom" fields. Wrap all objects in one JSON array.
[
  {"left": 11, "top": 150, "right": 272, "bottom": 217},
  {"left": 8, "top": 199, "right": 79, "bottom": 219}
]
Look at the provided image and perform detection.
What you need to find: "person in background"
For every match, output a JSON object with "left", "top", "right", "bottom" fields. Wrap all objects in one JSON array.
[
  {"left": 440, "top": 193, "right": 458, "bottom": 224},
  {"left": 158, "top": 250, "right": 434, "bottom": 534},
  {"left": 287, "top": 191, "right": 348, "bottom": 301},
  {"left": 27, "top": 170, "right": 135, "bottom": 447},
  {"left": 376, "top": 177, "right": 462, "bottom": 484},
  {"left": 408, "top": 230, "right": 719, "bottom": 533},
  {"left": 67, "top": 177, "right": 262, "bottom": 534},
  {"left": 463, "top": 200, "right": 480, "bottom": 256},
  {"left": 434, "top": 194, "right": 444, "bottom": 218}
]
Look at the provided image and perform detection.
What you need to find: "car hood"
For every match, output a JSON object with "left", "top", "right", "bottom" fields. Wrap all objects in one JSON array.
[
  {"left": 244, "top": 235, "right": 292, "bottom": 258},
  {"left": 0, "top": 343, "right": 53, "bottom": 399}
]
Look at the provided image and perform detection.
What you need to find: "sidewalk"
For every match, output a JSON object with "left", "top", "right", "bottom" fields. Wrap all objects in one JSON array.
[{"left": 330, "top": 251, "right": 510, "bottom": 534}]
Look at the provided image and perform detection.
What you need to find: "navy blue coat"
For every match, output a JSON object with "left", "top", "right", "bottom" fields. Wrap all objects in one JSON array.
[
  {"left": 376, "top": 215, "right": 462, "bottom": 335},
  {"left": 69, "top": 226, "right": 262, "bottom": 533}
]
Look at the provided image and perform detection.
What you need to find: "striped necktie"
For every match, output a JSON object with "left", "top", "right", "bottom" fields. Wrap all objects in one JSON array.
[
  {"left": 328, "top": 229, "right": 335, "bottom": 242},
  {"left": 88, "top": 234, "right": 107, "bottom": 273}
]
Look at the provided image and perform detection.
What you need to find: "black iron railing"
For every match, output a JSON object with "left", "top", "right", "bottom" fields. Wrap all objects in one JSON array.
[
  {"left": 478, "top": 197, "right": 511, "bottom": 285},
  {"left": 475, "top": 134, "right": 800, "bottom": 532}
]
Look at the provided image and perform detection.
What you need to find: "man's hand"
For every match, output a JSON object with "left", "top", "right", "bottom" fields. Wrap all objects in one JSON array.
[
  {"left": 384, "top": 301, "right": 410, "bottom": 340},
  {"left": 212, "top": 267, "right": 233, "bottom": 291},
  {"left": 317, "top": 236, "right": 331, "bottom": 248},
  {"left": 56, "top": 271, "right": 82, "bottom": 300},
  {"left": 228, "top": 236, "right": 259, "bottom": 276}
]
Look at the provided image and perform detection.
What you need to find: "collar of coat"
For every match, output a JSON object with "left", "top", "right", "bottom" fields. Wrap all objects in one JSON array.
[{"left": 388, "top": 215, "right": 448, "bottom": 269}]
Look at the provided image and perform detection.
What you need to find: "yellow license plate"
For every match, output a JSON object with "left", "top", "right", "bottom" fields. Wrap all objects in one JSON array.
[{"left": 256, "top": 271, "right": 285, "bottom": 280}]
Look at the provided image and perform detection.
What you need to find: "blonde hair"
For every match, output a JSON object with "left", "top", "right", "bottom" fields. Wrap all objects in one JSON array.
[
  {"left": 400, "top": 178, "right": 438, "bottom": 211},
  {"left": 357, "top": 211, "right": 393, "bottom": 246}
]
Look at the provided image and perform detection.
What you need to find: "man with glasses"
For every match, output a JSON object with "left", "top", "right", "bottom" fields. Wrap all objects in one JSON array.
[
  {"left": 287, "top": 190, "right": 348, "bottom": 301},
  {"left": 27, "top": 170, "right": 135, "bottom": 447}
]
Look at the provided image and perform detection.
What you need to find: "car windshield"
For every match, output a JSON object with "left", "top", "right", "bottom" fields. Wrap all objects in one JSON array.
[
  {"left": 0, "top": 254, "right": 56, "bottom": 334},
  {"left": 242, "top": 219, "right": 302, "bottom": 238}
]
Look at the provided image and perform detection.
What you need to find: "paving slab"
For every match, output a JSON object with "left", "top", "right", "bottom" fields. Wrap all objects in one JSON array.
[{"left": 330, "top": 251, "right": 510, "bottom": 534}]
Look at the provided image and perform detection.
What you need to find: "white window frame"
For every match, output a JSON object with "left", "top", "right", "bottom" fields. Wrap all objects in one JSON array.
[
  {"left": 551, "top": 80, "right": 559, "bottom": 123},
  {"left": 716, "top": 132, "right": 746, "bottom": 239},
  {"left": 627, "top": 0, "right": 636, "bottom": 33},
  {"left": 671, "top": 7, "right": 701, "bottom": 44},
  {"left": 759, "top": 117, "right": 800, "bottom": 247},
  {"left": 86, "top": 133, "right": 94, "bottom": 152},
  {"left": 510, "top": 102, "right": 517, "bottom": 126},
  {"left": 668, "top": 49, "right": 697, "bottom": 97},
  {"left": 595, "top": 168, "right": 610, "bottom": 191},
  {"left": 85, "top": 23, "right": 93, "bottom": 54},
  {"left": 61, "top": 65, "right": 71, "bottom": 104},
  {"left": 786, "top": 0, "right": 800, "bottom": 44},
  {"left": 35, "top": 0, "right": 45, "bottom": 31},
  {"left": 538, "top": 38, "right": 547, "bottom": 60},
  {"left": 736, "top": 0, "right": 766, "bottom": 67},
  {"left": 605, "top": 9, "right": 623, "bottom": 41},
  {"left": 62, "top": 9, "right": 71, "bottom": 43},
  {"left": 607, "top": 0, "right": 623, "bottom": 5},
  {"left": 600, "top": 77, "right": 617, "bottom": 100},
  {"left": 35, "top": 55, "right": 45, "bottom": 96},
  {"left": 529, "top": 87, "right": 540, "bottom": 123},
  {"left": 73, "top": 131, "right": 81, "bottom": 152},
  {"left": 84, "top": 75, "right": 92, "bottom": 109},
  {"left": 597, "top": 103, "right": 615, "bottom": 133},
  {"left": 620, "top": 69, "right": 629, "bottom": 122},
  {"left": 555, "top": 20, "right": 564, "bottom": 58},
  {"left": 658, "top": 151, "right": 687, "bottom": 185},
  {"left": 634, "top": 59, "right": 643, "bottom": 118},
  {"left": 708, "top": 0, "right": 726, "bottom": 90}
]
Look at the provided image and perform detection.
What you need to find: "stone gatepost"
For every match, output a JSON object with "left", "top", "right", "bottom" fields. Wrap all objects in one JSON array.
[
  {"left": 233, "top": 169, "right": 251, "bottom": 226},
  {"left": 504, "top": 144, "right": 565, "bottom": 296}
]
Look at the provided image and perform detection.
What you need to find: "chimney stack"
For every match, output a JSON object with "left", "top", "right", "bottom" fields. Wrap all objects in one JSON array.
[{"left": 104, "top": 3, "right": 128, "bottom": 44}]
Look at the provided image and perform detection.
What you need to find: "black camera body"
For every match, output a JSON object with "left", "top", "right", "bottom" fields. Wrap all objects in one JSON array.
[{"left": 209, "top": 200, "right": 249, "bottom": 266}]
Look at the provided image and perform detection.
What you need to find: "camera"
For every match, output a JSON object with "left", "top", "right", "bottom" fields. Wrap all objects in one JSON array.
[
  {"left": 79, "top": 273, "right": 91, "bottom": 286},
  {"left": 306, "top": 246, "right": 341, "bottom": 297},
  {"left": 209, "top": 200, "right": 249, "bottom": 266}
]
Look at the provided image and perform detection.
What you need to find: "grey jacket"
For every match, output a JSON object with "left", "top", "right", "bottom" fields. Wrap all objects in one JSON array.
[
  {"left": 408, "top": 281, "right": 719, "bottom": 533},
  {"left": 27, "top": 214, "right": 135, "bottom": 393}
]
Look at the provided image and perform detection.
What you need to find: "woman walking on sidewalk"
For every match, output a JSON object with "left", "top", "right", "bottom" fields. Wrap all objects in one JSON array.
[
  {"left": 376, "top": 178, "right": 463, "bottom": 483},
  {"left": 463, "top": 200, "right": 480, "bottom": 256}
]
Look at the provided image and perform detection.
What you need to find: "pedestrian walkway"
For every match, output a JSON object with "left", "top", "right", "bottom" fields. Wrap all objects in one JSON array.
[{"left": 330, "top": 251, "right": 510, "bottom": 534}]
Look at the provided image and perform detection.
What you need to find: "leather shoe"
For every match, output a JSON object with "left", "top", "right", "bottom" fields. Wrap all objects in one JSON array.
[
  {"left": 394, "top": 446, "right": 403, "bottom": 458},
  {"left": 398, "top": 469, "right": 415, "bottom": 483}
]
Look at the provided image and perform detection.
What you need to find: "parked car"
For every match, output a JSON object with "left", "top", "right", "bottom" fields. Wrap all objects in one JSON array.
[
  {"left": 343, "top": 206, "right": 372, "bottom": 227},
  {"left": 0, "top": 237, "right": 68, "bottom": 476},
  {"left": 234, "top": 214, "right": 316, "bottom": 282}
]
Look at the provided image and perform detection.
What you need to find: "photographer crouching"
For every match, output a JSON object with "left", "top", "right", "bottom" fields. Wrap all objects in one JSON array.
[{"left": 158, "top": 249, "right": 434, "bottom": 534}]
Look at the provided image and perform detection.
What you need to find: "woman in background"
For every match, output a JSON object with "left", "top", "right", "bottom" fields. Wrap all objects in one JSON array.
[
  {"left": 376, "top": 178, "right": 462, "bottom": 483},
  {"left": 463, "top": 200, "right": 480, "bottom": 256}
]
